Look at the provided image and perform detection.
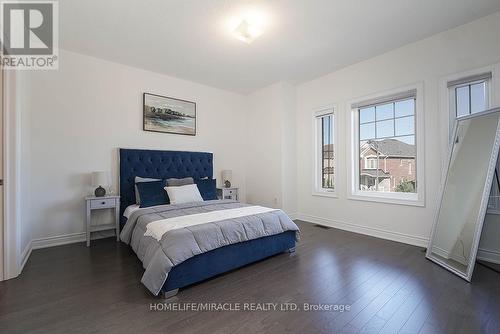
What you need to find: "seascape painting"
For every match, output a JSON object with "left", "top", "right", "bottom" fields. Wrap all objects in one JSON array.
[{"left": 143, "top": 93, "right": 196, "bottom": 135}]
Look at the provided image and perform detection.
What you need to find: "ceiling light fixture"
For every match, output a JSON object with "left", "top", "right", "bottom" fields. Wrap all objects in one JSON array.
[
  {"left": 226, "top": 8, "right": 267, "bottom": 44},
  {"left": 232, "top": 19, "right": 263, "bottom": 43}
]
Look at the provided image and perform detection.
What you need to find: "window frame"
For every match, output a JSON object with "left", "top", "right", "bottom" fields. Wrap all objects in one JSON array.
[
  {"left": 364, "top": 156, "right": 378, "bottom": 170},
  {"left": 348, "top": 83, "right": 425, "bottom": 206},
  {"left": 440, "top": 66, "right": 496, "bottom": 164},
  {"left": 313, "top": 105, "right": 338, "bottom": 198},
  {"left": 444, "top": 69, "right": 497, "bottom": 213},
  {"left": 448, "top": 75, "right": 492, "bottom": 136}
]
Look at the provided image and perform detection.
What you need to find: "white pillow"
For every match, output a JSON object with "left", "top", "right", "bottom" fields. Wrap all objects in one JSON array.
[{"left": 165, "top": 184, "right": 203, "bottom": 204}]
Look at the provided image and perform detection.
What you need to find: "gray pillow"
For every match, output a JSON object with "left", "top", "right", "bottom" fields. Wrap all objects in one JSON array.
[
  {"left": 135, "top": 176, "right": 161, "bottom": 204},
  {"left": 166, "top": 177, "right": 194, "bottom": 187}
]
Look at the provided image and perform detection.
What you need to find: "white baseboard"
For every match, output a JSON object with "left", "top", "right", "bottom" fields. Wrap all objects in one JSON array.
[
  {"left": 477, "top": 248, "right": 500, "bottom": 265},
  {"left": 19, "top": 240, "right": 33, "bottom": 274},
  {"left": 431, "top": 245, "right": 449, "bottom": 259},
  {"left": 295, "top": 213, "right": 429, "bottom": 248},
  {"left": 288, "top": 212, "right": 299, "bottom": 220},
  {"left": 31, "top": 230, "right": 117, "bottom": 250},
  {"left": 431, "top": 245, "right": 468, "bottom": 266},
  {"left": 16, "top": 231, "right": 116, "bottom": 277},
  {"left": 31, "top": 232, "right": 86, "bottom": 250}
]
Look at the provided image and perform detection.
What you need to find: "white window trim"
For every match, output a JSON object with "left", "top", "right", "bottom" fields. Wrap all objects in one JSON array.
[
  {"left": 449, "top": 77, "right": 492, "bottom": 136},
  {"left": 439, "top": 64, "right": 499, "bottom": 213},
  {"left": 364, "top": 155, "right": 378, "bottom": 170},
  {"left": 347, "top": 83, "right": 425, "bottom": 207},
  {"left": 451, "top": 79, "right": 490, "bottom": 121},
  {"left": 439, "top": 65, "right": 498, "bottom": 171},
  {"left": 312, "top": 104, "right": 338, "bottom": 198}
]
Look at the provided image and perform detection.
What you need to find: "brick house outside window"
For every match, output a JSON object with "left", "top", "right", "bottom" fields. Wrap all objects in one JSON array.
[{"left": 359, "top": 138, "right": 416, "bottom": 192}]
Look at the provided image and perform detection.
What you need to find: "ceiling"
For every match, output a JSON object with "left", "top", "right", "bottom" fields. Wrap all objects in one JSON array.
[{"left": 60, "top": 0, "right": 500, "bottom": 94}]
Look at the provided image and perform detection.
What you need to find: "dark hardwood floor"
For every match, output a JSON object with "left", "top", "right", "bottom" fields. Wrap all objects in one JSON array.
[{"left": 1, "top": 221, "right": 500, "bottom": 334}]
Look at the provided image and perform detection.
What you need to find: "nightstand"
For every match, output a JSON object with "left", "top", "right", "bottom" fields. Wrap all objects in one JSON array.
[
  {"left": 85, "top": 195, "right": 120, "bottom": 247},
  {"left": 217, "top": 187, "right": 239, "bottom": 201}
]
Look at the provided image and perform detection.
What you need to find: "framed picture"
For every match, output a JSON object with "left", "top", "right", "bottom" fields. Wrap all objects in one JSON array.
[{"left": 143, "top": 93, "right": 196, "bottom": 135}]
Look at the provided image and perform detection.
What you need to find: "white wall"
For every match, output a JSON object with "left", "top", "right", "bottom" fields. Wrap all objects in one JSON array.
[
  {"left": 19, "top": 50, "right": 248, "bottom": 243},
  {"left": 479, "top": 214, "right": 500, "bottom": 264},
  {"left": 245, "top": 82, "right": 297, "bottom": 214},
  {"left": 245, "top": 83, "right": 282, "bottom": 208},
  {"left": 295, "top": 12, "right": 500, "bottom": 247},
  {"left": 280, "top": 82, "right": 298, "bottom": 215}
]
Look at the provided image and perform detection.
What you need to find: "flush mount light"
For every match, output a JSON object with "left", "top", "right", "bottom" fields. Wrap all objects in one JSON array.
[
  {"left": 232, "top": 19, "right": 263, "bottom": 43},
  {"left": 226, "top": 8, "right": 268, "bottom": 44}
]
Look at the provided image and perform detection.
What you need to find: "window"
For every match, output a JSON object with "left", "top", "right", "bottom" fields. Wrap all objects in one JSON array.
[
  {"left": 314, "top": 108, "right": 335, "bottom": 195},
  {"left": 365, "top": 157, "right": 377, "bottom": 169},
  {"left": 448, "top": 72, "right": 497, "bottom": 212},
  {"left": 449, "top": 72, "right": 491, "bottom": 119},
  {"left": 350, "top": 86, "right": 424, "bottom": 206},
  {"left": 358, "top": 97, "right": 416, "bottom": 193},
  {"left": 447, "top": 72, "right": 492, "bottom": 138}
]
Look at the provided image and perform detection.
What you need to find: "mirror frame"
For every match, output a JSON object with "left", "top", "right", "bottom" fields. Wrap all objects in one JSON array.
[{"left": 426, "top": 107, "right": 500, "bottom": 281}]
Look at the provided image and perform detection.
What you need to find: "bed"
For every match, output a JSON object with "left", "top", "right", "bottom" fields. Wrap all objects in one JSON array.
[{"left": 119, "top": 148, "right": 300, "bottom": 298}]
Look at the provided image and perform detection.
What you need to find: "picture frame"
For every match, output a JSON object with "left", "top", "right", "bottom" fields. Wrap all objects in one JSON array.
[{"left": 143, "top": 92, "right": 196, "bottom": 136}]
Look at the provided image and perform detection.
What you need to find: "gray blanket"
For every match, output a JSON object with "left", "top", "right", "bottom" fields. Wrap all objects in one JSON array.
[{"left": 120, "top": 200, "right": 300, "bottom": 295}]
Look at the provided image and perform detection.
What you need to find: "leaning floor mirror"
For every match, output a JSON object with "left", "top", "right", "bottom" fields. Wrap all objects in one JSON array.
[{"left": 427, "top": 107, "right": 500, "bottom": 281}]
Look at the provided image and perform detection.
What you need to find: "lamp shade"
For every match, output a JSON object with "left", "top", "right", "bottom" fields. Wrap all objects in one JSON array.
[
  {"left": 221, "top": 170, "right": 232, "bottom": 183},
  {"left": 91, "top": 171, "right": 110, "bottom": 187}
]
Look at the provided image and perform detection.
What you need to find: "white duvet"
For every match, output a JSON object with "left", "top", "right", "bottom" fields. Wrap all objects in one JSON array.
[{"left": 144, "top": 206, "right": 277, "bottom": 241}]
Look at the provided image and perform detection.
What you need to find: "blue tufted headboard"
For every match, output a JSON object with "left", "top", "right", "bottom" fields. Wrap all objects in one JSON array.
[{"left": 119, "top": 148, "right": 213, "bottom": 217}]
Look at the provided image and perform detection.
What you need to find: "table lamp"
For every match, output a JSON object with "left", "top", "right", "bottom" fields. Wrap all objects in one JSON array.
[
  {"left": 91, "top": 171, "right": 110, "bottom": 197},
  {"left": 221, "top": 170, "right": 232, "bottom": 188}
]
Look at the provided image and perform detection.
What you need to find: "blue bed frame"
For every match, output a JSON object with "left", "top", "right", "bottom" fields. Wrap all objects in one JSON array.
[{"left": 119, "top": 148, "right": 296, "bottom": 297}]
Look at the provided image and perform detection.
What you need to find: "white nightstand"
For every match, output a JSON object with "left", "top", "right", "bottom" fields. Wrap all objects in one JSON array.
[
  {"left": 217, "top": 187, "right": 239, "bottom": 201},
  {"left": 85, "top": 195, "right": 120, "bottom": 247}
]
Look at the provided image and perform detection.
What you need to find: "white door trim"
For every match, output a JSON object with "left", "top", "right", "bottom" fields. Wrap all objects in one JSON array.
[
  {"left": 0, "top": 66, "right": 3, "bottom": 281},
  {"left": 3, "top": 69, "right": 21, "bottom": 280}
]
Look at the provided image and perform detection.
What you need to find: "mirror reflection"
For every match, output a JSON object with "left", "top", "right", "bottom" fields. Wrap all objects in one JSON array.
[{"left": 428, "top": 110, "right": 500, "bottom": 280}]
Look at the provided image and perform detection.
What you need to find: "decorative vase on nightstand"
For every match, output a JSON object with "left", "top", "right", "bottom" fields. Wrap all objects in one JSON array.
[{"left": 94, "top": 186, "right": 106, "bottom": 197}]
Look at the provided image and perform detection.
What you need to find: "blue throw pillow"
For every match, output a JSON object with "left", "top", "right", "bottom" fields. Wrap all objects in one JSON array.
[
  {"left": 136, "top": 180, "right": 169, "bottom": 208},
  {"left": 195, "top": 178, "right": 217, "bottom": 200}
]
